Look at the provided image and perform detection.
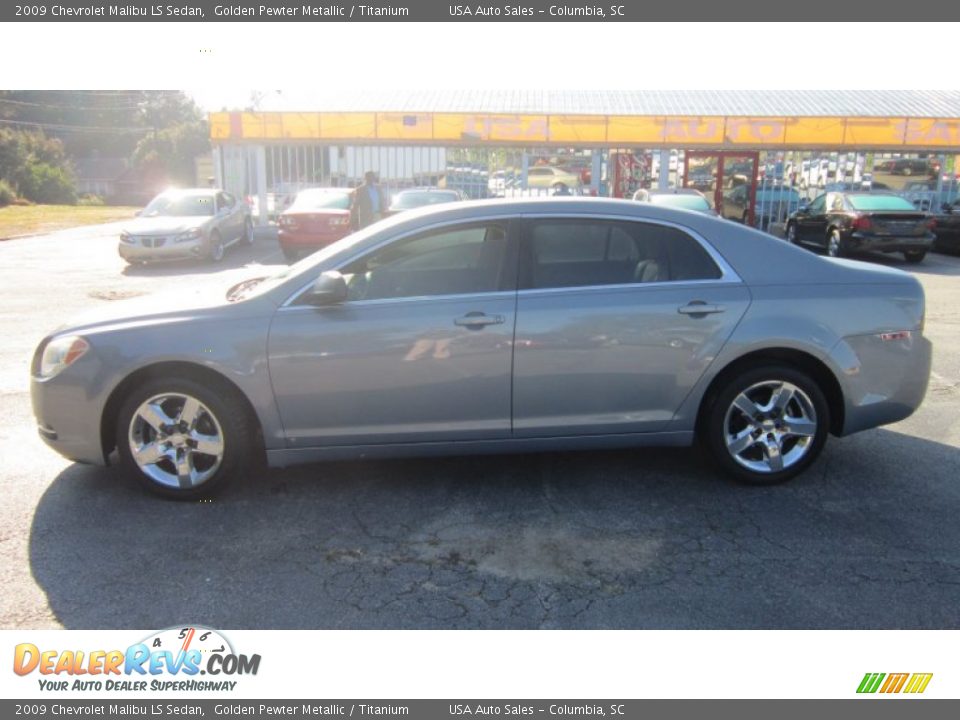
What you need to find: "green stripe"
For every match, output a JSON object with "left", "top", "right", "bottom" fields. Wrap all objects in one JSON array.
[{"left": 857, "top": 673, "right": 885, "bottom": 693}]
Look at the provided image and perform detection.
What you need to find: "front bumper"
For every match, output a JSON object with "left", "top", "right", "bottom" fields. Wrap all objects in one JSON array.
[
  {"left": 118, "top": 236, "right": 208, "bottom": 262},
  {"left": 31, "top": 372, "right": 108, "bottom": 466}
]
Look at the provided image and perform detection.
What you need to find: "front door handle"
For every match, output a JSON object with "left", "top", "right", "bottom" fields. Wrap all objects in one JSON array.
[
  {"left": 454, "top": 312, "right": 505, "bottom": 329},
  {"left": 678, "top": 302, "right": 726, "bottom": 316}
]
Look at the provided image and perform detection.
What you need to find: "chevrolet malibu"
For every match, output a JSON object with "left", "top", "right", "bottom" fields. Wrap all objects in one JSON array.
[{"left": 32, "top": 198, "right": 931, "bottom": 499}]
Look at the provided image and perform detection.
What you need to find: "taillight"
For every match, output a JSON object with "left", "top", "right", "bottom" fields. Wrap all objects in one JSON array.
[{"left": 853, "top": 216, "right": 873, "bottom": 231}]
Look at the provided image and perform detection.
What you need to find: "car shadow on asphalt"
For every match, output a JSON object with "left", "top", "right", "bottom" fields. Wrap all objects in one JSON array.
[
  {"left": 843, "top": 249, "right": 960, "bottom": 276},
  {"left": 28, "top": 429, "right": 960, "bottom": 630}
]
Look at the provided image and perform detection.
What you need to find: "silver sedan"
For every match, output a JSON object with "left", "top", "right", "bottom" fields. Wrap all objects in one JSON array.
[
  {"left": 118, "top": 188, "right": 252, "bottom": 263},
  {"left": 32, "top": 198, "right": 931, "bottom": 499}
]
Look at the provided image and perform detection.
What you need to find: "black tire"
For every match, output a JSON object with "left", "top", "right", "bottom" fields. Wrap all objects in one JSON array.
[
  {"left": 115, "top": 376, "right": 254, "bottom": 500},
  {"left": 701, "top": 363, "right": 830, "bottom": 485},
  {"left": 903, "top": 250, "right": 926, "bottom": 263},
  {"left": 826, "top": 228, "right": 845, "bottom": 258},
  {"left": 208, "top": 231, "right": 225, "bottom": 263}
]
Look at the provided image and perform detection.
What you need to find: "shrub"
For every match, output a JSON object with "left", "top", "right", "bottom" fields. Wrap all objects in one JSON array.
[
  {"left": 0, "top": 179, "right": 14, "bottom": 206},
  {"left": 77, "top": 193, "right": 105, "bottom": 206},
  {"left": 17, "top": 163, "right": 76, "bottom": 205}
]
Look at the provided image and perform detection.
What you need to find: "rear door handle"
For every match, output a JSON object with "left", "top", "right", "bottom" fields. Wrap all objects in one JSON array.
[
  {"left": 454, "top": 312, "right": 505, "bottom": 328},
  {"left": 678, "top": 302, "right": 726, "bottom": 316}
]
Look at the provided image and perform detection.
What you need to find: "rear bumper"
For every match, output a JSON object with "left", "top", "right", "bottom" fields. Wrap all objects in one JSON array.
[
  {"left": 832, "top": 331, "right": 932, "bottom": 436},
  {"left": 278, "top": 230, "right": 349, "bottom": 250},
  {"left": 847, "top": 232, "right": 934, "bottom": 253}
]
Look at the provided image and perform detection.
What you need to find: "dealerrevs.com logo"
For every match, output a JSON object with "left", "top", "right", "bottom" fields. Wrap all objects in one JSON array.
[
  {"left": 13, "top": 626, "right": 260, "bottom": 692},
  {"left": 857, "top": 673, "right": 933, "bottom": 695}
]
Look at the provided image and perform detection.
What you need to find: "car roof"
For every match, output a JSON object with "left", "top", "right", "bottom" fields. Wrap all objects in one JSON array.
[
  {"left": 647, "top": 188, "right": 705, "bottom": 196},
  {"left": 161, "top": 188, "right": 217, "bottom": 197}
]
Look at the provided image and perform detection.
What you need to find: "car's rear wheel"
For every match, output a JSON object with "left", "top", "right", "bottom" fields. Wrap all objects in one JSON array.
[
  {"left": 115, "top": 377, "right": 253, "bottom": 499},
  {"left": 826, "top": 228, "right": 845, "bottom": 258},
  {"left": 903, "top": 250, "right": 926, "bottom": 263},
  {"left": 208, "top": 231, "right": 225, "bottom": 263},
  {"left": 702, "top": 364, "right": 830, "bottom": 485}
]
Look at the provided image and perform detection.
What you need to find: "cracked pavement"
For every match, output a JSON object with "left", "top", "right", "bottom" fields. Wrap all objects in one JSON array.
[{"left": 2, "top": 224, "right": 959, "bottom": 629}]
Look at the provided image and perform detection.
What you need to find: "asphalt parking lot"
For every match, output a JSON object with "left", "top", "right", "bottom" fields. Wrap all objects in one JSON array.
[{"left": 1, "top": 221, "right": 959, "bottom": 630}]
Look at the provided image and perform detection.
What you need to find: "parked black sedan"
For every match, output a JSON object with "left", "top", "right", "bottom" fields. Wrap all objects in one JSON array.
[
  {"left": 932, "top": 198, "right": 960, "bottom": 254},
  {"left": 785, "top": 191, "right": 935, "bottom": 263}
]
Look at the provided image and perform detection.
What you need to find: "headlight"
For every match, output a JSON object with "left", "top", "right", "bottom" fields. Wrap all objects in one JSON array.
[
  {"left": 38, "top": 336, "right": 90, "bottom": 379},
  {"left": 120, "top": 231, "right": 133, "bottom": 243},
  {"left": 175, "top": 228, "right": 203, "bottom": 243}
]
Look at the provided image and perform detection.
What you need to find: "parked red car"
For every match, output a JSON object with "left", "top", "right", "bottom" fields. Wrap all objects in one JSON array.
[{"left": 277, "top": 188, "right": 354, "bottom": 262}]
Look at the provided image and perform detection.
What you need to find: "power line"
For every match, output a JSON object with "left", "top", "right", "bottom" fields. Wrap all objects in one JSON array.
[
  {"left": 0, "top": 97, "right": 147, "bottom": 111},
  {"left": 0, "top": 118, "right": 151, "bottom": 134}
]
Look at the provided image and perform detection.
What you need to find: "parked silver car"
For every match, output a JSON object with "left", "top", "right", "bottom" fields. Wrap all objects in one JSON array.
[
  {"left": 118, "top": 188, "right": 252, "bottom": 263},
  {"left": 33, "top": 198, "right": 931, "bottom": 499}
]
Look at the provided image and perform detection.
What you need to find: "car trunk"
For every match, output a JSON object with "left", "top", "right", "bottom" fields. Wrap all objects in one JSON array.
[
  {"left": 284, "top": 211, "right": 350, "bottom": 234},
  {"left": 863, "top": 212, "right": 929, "bottom": 236}
]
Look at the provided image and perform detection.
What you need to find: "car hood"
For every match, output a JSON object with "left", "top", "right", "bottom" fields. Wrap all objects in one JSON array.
[
  {"left": 122, "top": 216, "right": 211, "bottom": 235},
  {"left": 51, "top": 271, "right": 279, "bottom": 336}
]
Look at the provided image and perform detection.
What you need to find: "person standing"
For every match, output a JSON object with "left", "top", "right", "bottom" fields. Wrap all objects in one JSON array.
[{"left": 352, "top": 171, "right": 385, "bottom": 229}]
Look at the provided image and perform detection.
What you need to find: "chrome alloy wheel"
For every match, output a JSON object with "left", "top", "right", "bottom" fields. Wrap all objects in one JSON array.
[
  {"left": 722, "top": 380, "right": 817, "bottom": 474},
  {"left": 128, "top": 392, "right": 225, "bottom": 489}
]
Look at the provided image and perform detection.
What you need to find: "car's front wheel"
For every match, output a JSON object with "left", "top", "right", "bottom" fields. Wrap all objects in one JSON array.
[
  {"left": 208, "top": 231, "right": 225, "bottom": 263},
  {"left": 115, "top": 377, "right": 253, "bottom": 499},
  {"left": 903, "top": 250, "right": 926, "bottom": 263},
  {"left": 702, "top": 364, "right": 830, "bottom": 485}
]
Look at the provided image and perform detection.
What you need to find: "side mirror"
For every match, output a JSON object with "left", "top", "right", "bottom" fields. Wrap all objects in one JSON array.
[
  {"left": 307, "top": 271, "right": 348, "bottom": 306},
  {"left": 797, "top": 204, "right": 809, "bottom": 214}
]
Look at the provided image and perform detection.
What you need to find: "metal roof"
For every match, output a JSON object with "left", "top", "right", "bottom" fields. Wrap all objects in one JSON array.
[{"left": 301, "top": 90, "right": 960, "bottom": 118}]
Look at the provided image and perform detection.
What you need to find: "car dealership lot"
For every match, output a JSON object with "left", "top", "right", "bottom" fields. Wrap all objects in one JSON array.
[{"left": 1, "top": 223, "right": 959, "bottom": 629}]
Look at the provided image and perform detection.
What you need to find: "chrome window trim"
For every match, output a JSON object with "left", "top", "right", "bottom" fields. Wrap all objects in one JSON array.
[
  {"left": 280, "top": 214, "right": 518, "bottom": 308},
  {"left": 278, "top": 290, "right": 517, "bottom": 315},
  {"left": 280, "top": 210, "right": 742, "bottom": 308}
]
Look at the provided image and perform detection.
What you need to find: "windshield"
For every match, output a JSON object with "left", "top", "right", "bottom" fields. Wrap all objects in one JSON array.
[
  {"left": 847, "top": 195, "right": 917, "bottom": 211},
  {"left": 392, "top": 191, "right": 459, "bottom": 209},
  {"left": 650, "top": 194, "right": 711, "bottom": 212},
  {"left": 289, "top": 190, "right": 351, "bottom": 211},
  {"left": 142, "top": 193, "right": 215, "bottom": 217},
  {"left": 228, "top": 219, "right": 394, "bottom": 302}
]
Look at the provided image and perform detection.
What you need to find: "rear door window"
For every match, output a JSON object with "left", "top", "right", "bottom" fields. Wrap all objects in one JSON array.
[{"left": 522, "top": 219, "right": 722, "bottom": 290}]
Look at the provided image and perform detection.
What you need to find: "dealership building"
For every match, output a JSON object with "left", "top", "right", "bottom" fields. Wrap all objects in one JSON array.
[{"left": 208, "top": 90, "right": 960, "bottom": 227}]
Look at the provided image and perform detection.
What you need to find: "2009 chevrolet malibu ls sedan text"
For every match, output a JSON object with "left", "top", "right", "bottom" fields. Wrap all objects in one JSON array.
[{"left": 32, "top": 198, "right": 932, "bottom": 499}]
